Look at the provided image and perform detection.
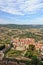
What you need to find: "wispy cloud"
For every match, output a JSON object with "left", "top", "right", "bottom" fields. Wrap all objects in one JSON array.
[{"left": 0, "top": 0, "right": 43, "bottom": 15}]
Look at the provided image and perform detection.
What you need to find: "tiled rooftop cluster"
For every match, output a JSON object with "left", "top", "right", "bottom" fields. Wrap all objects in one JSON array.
[{"left": 12, "top": 38, "right": 43, "bottom": 51}]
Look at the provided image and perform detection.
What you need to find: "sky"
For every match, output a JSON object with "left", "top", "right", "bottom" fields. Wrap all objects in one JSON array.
[{"left": 0, "top": 0, "right": 43, "bottom": 25}]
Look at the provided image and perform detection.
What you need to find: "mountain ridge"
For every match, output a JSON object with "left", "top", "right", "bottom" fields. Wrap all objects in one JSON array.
[{"left": 0, "top": 24, "right": 43, "bottom": 29}]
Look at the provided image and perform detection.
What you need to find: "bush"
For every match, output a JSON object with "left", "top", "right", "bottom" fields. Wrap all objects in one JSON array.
[
  {"left": 24, "top": 51, "right": 33, "bottom": 58},
  {"left": 38, "top": 61, "right": 43, "bottom": 65}
]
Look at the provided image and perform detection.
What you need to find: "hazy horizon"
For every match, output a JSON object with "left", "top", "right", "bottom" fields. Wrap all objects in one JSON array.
[{"left": 0, "top": 24, "right": 43, "bottom": 25}]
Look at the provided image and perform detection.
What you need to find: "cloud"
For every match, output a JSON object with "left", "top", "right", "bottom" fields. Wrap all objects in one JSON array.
[{"left": 0, "top": 0, "right": 43, "bottom": 15}]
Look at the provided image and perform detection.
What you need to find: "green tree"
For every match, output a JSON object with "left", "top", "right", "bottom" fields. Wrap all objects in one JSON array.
[
  {"left": 38, "top": 61, "right": 43, "bottom": 65},
  {"left": 29, "top": 44, "right": 35, "bottom": 51},
  {"left": 31, "top": 55, "right": 39, "bottom": 65}
]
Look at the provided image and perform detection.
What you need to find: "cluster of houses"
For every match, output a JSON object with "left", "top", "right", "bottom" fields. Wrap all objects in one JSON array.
[{"left": 12, "top": 38, "right": 43, "bottom": 52}]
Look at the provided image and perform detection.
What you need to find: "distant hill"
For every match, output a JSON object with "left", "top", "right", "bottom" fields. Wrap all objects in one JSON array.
[{"left": 0, "top": 24, "right": 43, "bottom": 29}]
